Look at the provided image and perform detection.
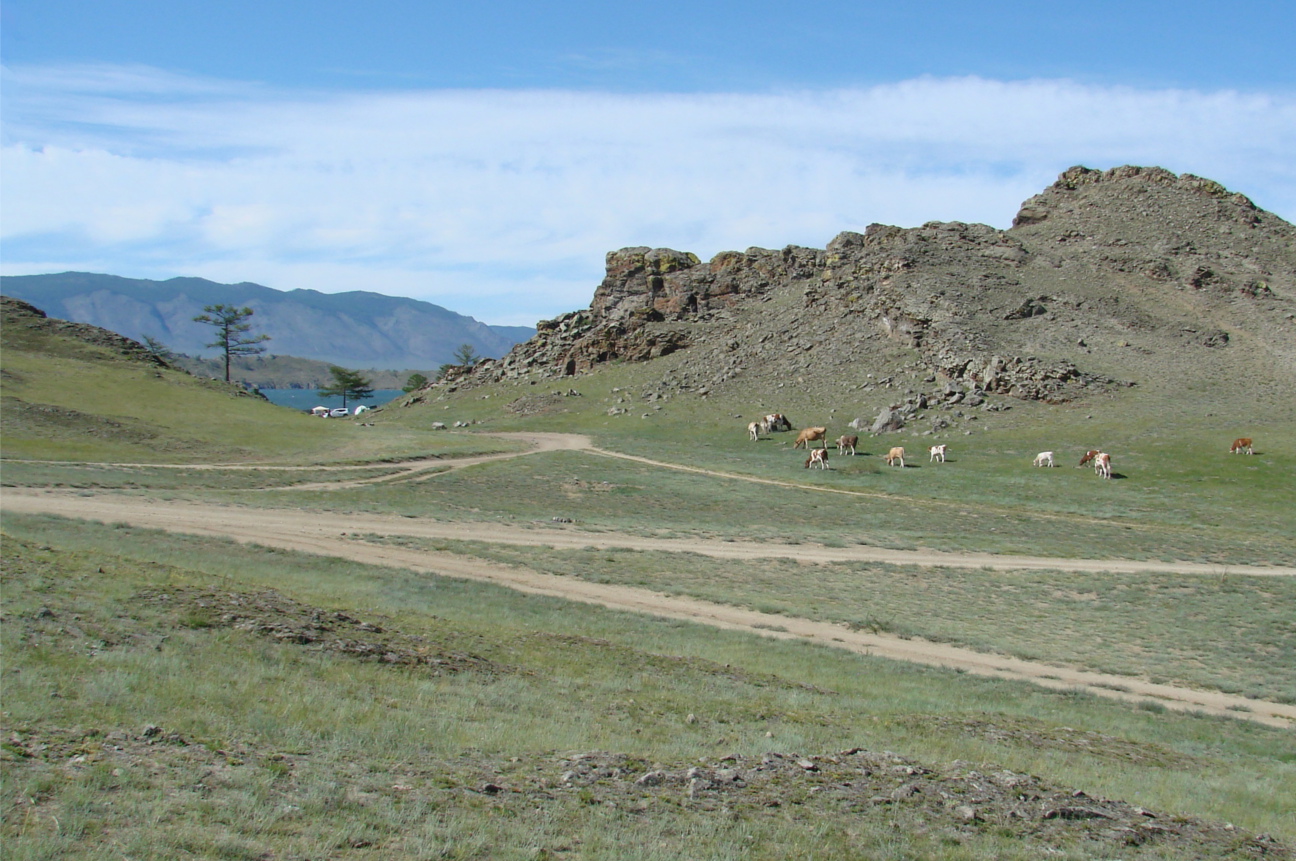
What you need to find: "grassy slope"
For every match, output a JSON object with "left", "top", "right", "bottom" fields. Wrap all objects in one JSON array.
[
  {"left": 3, "top": 320, "right": 1294, "bottom": 858},
  {"left": 363, "top": 361, "right": 1296, "bottom": 566},
  {"left": 0, "top": 325, "right": 509, "bottom": 465}
]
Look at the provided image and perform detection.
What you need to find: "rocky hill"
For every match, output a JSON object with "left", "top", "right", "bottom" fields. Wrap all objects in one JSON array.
[
  {"left": 465, "top": 166, "right": 1295, "bottom": 418},
  {"left": 1, "top": 296, "right": 173, "bottom": 370},
  {"left": 0, "top": 273, "right": 535, "bottom": 369}
]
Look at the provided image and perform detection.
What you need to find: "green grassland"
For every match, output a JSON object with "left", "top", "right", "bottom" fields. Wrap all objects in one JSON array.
[
  {"left": 3, "top": 318, "right": 1295, "bottom": 858},
  {"left": 3, "top": 518, "right": 1292, "bottom": 860},
  {"left": 284, "top": 364, "right": 1296, "bottom": 566},
  {"left": 0, "top": 332, "right": 517, "bottom": 467}
]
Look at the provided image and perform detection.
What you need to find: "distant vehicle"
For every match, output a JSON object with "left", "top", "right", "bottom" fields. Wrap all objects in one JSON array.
[{"left": 328, "top": 408, "right": 350, "bottom": 418}]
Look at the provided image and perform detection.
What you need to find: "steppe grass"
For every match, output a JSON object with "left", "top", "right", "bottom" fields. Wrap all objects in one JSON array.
[
  {"left": 0, "top": 343, "right": 518, "bottom": 465},
  {"left": 365, "top": 537, "right": 1296, "bottom": 704},
  {"left": 3, "top": 514, "right": 1293, "bottom": 860},
  {"left": 0, "top": 461, "right": 414, "bottom": 491},
  {"left": 367, "top": 374, "right": 1296, "bottom": 564},
  {"left": 237, "top": 444, "right": 1295, "bottom": 565}
]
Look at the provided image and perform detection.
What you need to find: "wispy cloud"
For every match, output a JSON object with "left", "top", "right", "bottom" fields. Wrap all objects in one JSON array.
[{"left": 3, "top": 64, "right": 1293, "bottom": 325}]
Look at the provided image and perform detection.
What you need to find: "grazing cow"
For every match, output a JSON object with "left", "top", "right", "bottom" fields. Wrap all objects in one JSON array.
[
  {"left": 837, "top": 434, "right": 858, "bottom": 456},
  {"left": 1078, "top": 449, "right": 1101, "bottom": 467},
  {"left": 747, "top": 421, "right": 761, "bottom": 441},
  {"left": 885, "top": 446, "right": 906, "bottom": 467},
  {"left": 929, "top": 444, "right": 947, "bottom": 463},
  {"left": 804, "top": 448, "right": 829, "bottom": 469},
  {"left": 1033, "top": 451, "right": 1055, "bottom": 468},
  {"left": 1230, "top": 437, "right": 1254, "bottom": 455},
  {"left": 1094, "top": 451, "right": 1112, "bottom": 479},
  {"left": 761, "top": 413, "right": 792, "bottom": 433},
  {"left": 794, "top": 427, "right": 828, "bottom": 449}
]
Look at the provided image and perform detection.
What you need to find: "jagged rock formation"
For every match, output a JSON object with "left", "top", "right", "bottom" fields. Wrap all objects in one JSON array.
[{"left": 456, "top": 166, "right": 1296, "bottom": 407}]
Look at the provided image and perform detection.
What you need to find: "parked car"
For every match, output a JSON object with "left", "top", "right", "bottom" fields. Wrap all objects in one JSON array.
[{"left": 328, "top": 408, "right": 350, "bottom": 418}]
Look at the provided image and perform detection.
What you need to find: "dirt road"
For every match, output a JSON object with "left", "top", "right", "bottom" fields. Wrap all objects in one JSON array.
[{"left": 3, "top": 432, "right": 1294, "bottom": 727}]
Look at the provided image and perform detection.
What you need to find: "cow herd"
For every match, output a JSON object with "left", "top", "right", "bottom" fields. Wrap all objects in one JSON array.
[{"left": 747, "top": 414, "right": 1256, "bottom": 480}]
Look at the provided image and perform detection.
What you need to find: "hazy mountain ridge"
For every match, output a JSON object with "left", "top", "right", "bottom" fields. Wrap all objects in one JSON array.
[{"left": 0, "top": 273, "right": 535, "bottom": 369}]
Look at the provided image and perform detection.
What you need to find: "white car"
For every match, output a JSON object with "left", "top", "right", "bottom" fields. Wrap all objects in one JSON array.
[{"left": 328, "top": 408, "right": 350, "bottom": 418}]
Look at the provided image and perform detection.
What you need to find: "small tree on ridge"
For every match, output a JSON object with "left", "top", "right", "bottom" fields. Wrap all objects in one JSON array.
[
  {"left": 192, "top": 304, "right": 270, "bottom": 383},
  {"left": 318, "top": 366, "right": 374, "bottom": 410}
]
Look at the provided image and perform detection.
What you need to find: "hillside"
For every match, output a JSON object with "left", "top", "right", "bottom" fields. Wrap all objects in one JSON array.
[
  {"left": 0, "top": 296, "right": 455, "bottom": 463},
  {"left": 3, "top": 231, "right": 1294, "bottom": 859},
  {"left": 0, "top": 272, "right": 535, "bottom": 369},
  {"left": 464, "top": 166, "right": 1295, "bottom": 424}
]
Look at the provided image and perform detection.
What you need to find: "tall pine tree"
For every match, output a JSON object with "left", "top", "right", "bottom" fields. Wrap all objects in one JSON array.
[{"left": 192, "top": 305, "right": 270, "bottom": 383}]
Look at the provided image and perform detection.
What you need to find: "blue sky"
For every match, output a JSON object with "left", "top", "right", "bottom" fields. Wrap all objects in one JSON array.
[{"left": 3, "top": 1, "right": 1294, "bottom": 325}]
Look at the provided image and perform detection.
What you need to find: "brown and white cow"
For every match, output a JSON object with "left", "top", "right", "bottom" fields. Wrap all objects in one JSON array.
[
  {"left": 761, "top": 413, "right": 792, "bottom": 433},
  {"left": 1230, "top": 437, "right": 1254, "bottom": 455},
  {"left": 1078, "top": 449, "right": 1101, "bottom": 467},
  {"left": 804, "top": 448, "right": 829, "bottom": 469},
  {"left": 885, "top": 446, "right": 906, "bottom": 467},
  {"left": 1094, "top": 451, "right": 1112, "bottom": 479},
  {"left": 794, "top": 427, "right": 828, "bottom": 449},
  {"left": 928, "top": 444, "right": 947, "bottom": 463},
  {"left": 836, "top": 434, "right": 858, "bottom": 456}
]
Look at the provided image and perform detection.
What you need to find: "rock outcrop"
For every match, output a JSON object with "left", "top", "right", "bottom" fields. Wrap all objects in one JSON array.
[{"left": 453, "top": 166, "right": 1296, "bottom": 405}]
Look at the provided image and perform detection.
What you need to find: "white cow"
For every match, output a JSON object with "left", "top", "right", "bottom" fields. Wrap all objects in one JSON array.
[
  {"left": 747, "top": 421, "right": 761, "bottom": 441},
  {"left": 1033, "top": 451, "right": 1054, "bottom": 468},
  {"left": 928, "top": 444, "right": 947, "bottom": 463}
]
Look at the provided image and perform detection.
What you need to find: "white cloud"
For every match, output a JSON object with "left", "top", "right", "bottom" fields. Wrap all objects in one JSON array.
[{"left": 3, "top": 65, "right": 1293, "bottom": 325}]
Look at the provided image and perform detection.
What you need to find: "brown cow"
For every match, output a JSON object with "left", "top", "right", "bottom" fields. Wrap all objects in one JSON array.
[
  {"left": 1230, "top": 437, "right": 1254, "bottom": 455},
  {"left": 794, "top": 427, "right": 828, "bottom": 449},
  {"left": 836, "top": 434, "right": 858, "bottom": 456},
  {"left": 885, "top": 446, "right": 906, "bottom": 467}
]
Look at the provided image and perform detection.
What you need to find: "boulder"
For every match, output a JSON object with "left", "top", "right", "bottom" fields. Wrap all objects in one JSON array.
[{"left": 871, "top": 408, "right": 906, "bottom": 433}]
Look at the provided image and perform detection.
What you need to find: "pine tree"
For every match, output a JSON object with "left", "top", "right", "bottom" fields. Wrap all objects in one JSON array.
[
  {"left": 318, "top": 366, "right": 374, "bottom": 409},
  {"left": 192, "top": 305, "right": 270, "bottom": 383}
]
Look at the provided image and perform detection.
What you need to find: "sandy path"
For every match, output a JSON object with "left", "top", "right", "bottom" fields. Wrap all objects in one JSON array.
[
  {"left": 4, "top": 431, "right": 1293, "bottom": 727},
  {"left": 4, "top": 488, "right": 1294, "bottom": 728}
]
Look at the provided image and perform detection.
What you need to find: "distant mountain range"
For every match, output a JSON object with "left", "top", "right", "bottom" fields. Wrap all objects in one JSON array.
[{"left": 0, "top": 272, "right": 535, "bottom": 369}]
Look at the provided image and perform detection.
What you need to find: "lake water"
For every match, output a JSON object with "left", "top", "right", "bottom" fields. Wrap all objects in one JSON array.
[{"left": 259, "top": 388, "right": 405, "bottom": 412}]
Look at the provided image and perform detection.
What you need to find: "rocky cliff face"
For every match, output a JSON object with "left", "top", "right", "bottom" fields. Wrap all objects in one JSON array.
[{"left": 468, "top": 166, "right": 1296, "bottom": 407}]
